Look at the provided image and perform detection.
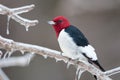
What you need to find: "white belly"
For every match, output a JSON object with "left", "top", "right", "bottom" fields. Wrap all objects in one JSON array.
[{"left": 58, "top": 29, "right": 87, "bottom": 60}]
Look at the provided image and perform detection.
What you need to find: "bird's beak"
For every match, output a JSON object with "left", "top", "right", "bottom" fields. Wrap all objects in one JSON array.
[{"left": 48, "top": 21, "right": 56, "bottom": 25}]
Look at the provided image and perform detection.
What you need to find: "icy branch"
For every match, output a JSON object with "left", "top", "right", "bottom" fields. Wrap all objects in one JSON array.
[
  {"left": 105, "top": 67, "right": 120, "bottom": 76},
  {"left": 0, "top": 53, "right": 35, "bottom": 68},
  {"left": 0, "top": 52, "right": 34, "bottom": 80},
  {"left": 11, "top": 4, "right": 35, "bottom": 15},
  {"left": 0, "top": 36, "right": 115, "bottom": 80},
  {"left": 0, "top": 4, "right": 38, "bottom": 34}
]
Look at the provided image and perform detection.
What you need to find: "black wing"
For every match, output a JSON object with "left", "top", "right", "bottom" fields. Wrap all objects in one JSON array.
[{"left": 65, "top": 25, "right": 89, "bottom": 47}]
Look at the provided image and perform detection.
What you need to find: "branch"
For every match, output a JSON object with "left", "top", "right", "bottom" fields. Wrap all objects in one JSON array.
[
  {"left": 105, "top": 67, "right": 120, "bottom": 76},
  {"left": 11, "top": 4, "right": 35, "bottom": 15},
  {"left": 0, "top": 53, "right": 35, "bottom": 68},
  {"left": 0, "top": 52, "right": 34, "bottom": 80},
  {"left": 0, "top": 36, "right": 113, "bottom": 80},
  {"left": 0, "top": 4, "right": 38, "bottom": 34}
]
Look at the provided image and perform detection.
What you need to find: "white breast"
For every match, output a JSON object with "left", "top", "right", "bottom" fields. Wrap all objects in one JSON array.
[{"left": 58, "top": 29, "right": 86, "bottom": 60}]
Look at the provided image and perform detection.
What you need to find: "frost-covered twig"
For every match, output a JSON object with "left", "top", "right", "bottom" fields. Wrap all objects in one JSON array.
[
  {"left": 0, "top": 4, "right": 38, "bottom": 34},
  {"left": 0, "top": 36, "right": 113, "bottom": 80},
  {"left": 0, "top": 53, "right": 35, "bottom": 68},
  {"left": 11, "top": 4, "right": 35, "bottom": 15},
  {"left": 105, "top": 67, "right": 120, "bottom": 76}
]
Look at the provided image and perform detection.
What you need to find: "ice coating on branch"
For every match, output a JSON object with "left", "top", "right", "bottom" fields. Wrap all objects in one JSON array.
[
  {"left": 0, "top": 4, "right": 39, "bottom": 34},
  {"left": 3, "top": 51, "right": 9, "bottom": 59},
  {"left": 2, "top": 49, "right": 15, "bottom": 59},
  {"left": 43, "top": 55, "right": 48, "bottom": 59},
  {"left": 63, "top": 59, "right": 68, "bottom": 63},
  {"left": 7, "top": 49, "right": 15, "bottom": 57},
  {"left": 75, "top": 67, "right": 85, "bottom": 80},
  {"left": 67, "top": 62, "right": 72, "bottom": 69},
  {"left": 11, "top": 4, "right": 35, "bottom": 15},
  {"left": 20, "top": 50, "right": 25, "bottom": 54},
  {"left": 55, "top": 57, "right": 62, "bottom": 62},
  {"left": 6, "top": 15, "right": 11, "bottom": 35},
  {"left": 25, "top": 25, "right": 29, "bottom": 31}
]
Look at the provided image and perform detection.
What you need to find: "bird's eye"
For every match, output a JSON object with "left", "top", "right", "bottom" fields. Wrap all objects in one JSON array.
[{"left": 57, "top": 20, "right": 63, "bottom": 23}]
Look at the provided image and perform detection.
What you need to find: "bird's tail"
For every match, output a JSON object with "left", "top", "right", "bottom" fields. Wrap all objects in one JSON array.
[{"left": 93, "top": 60, "right": 105, "bottom": 72}]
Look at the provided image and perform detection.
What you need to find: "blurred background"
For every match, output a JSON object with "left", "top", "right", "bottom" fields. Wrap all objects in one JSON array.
[{"left": 0, "top": 0, "right": 120, "bottom": 80}]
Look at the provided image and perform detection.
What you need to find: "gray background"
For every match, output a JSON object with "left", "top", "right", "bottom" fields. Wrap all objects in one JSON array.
[{"left": 0, "top": 0, "right": 120, "bottom": 80}]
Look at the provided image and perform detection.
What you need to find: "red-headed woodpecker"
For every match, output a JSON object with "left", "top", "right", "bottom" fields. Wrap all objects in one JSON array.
[{"left": 48, "top": 16, "right": 105, "bottom": 72}]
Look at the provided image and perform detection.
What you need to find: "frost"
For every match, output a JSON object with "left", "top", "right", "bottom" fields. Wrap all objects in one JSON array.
[
  {"left": 75, "top": 67, "right": 85, "bottom": 80},
  {"left": 3, "top": 49, "right": 15, "bottom": 59},
  {"left": 43, "top": 55, "right": 48, "bottom": 59},
  {"left": 0, "top": 4, "right": 38, "bottom": 34},
  {"left": 63, "top": 59, "right": 68, "bottom": 63},
  {"left": 55, "top": 57, "right": 62, "bottom": 62},
  {"left": 6, "top": 15, "right": 11, "bottom": 35},
  {"left": 25, "top": 25, "right": 29, "bottom": 31},
  {"left": 7, "top": 50, "right": 14, "bottom": 57},
  {"left": 20, "top": 50, "right": 25, "bottom": 54},
  {"left": 66, "top": 62, "right": 72, "bottom": 69},
  {"left": 3, "top": 51, "right": 9, "bottom": 59},
  {"left": 11, "top": 4, "right": 35, "bottom": 15}
]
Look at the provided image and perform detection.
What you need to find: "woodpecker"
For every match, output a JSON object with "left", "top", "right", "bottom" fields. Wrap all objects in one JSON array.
[{"left": 48, "top": 16, "right": 105, "bottom": 72}]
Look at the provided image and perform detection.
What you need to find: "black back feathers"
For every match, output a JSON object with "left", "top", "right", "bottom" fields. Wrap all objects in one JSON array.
[{"left": 65, "top": 25, "right": 89, "bottom": 47}]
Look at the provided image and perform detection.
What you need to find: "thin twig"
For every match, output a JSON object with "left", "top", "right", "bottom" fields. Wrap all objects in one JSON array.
[
  {"left": 0, "top": 53, "right": 35, "bottom": 68},
  {"left": 11, "top": 4, "right": 35, "bottom": 14},
  {"left": 105, "top": 67, "right": 120, "bottom": 76}
]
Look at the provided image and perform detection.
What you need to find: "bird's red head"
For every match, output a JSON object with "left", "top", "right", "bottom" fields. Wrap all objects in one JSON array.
[{"left": 48, "top": 16, "right": 70, "bottom": 37}]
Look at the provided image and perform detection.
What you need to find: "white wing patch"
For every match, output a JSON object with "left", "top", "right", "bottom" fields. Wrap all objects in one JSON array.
[{"left": 78, "top": 45, "right": 97, "bottom": 61}]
